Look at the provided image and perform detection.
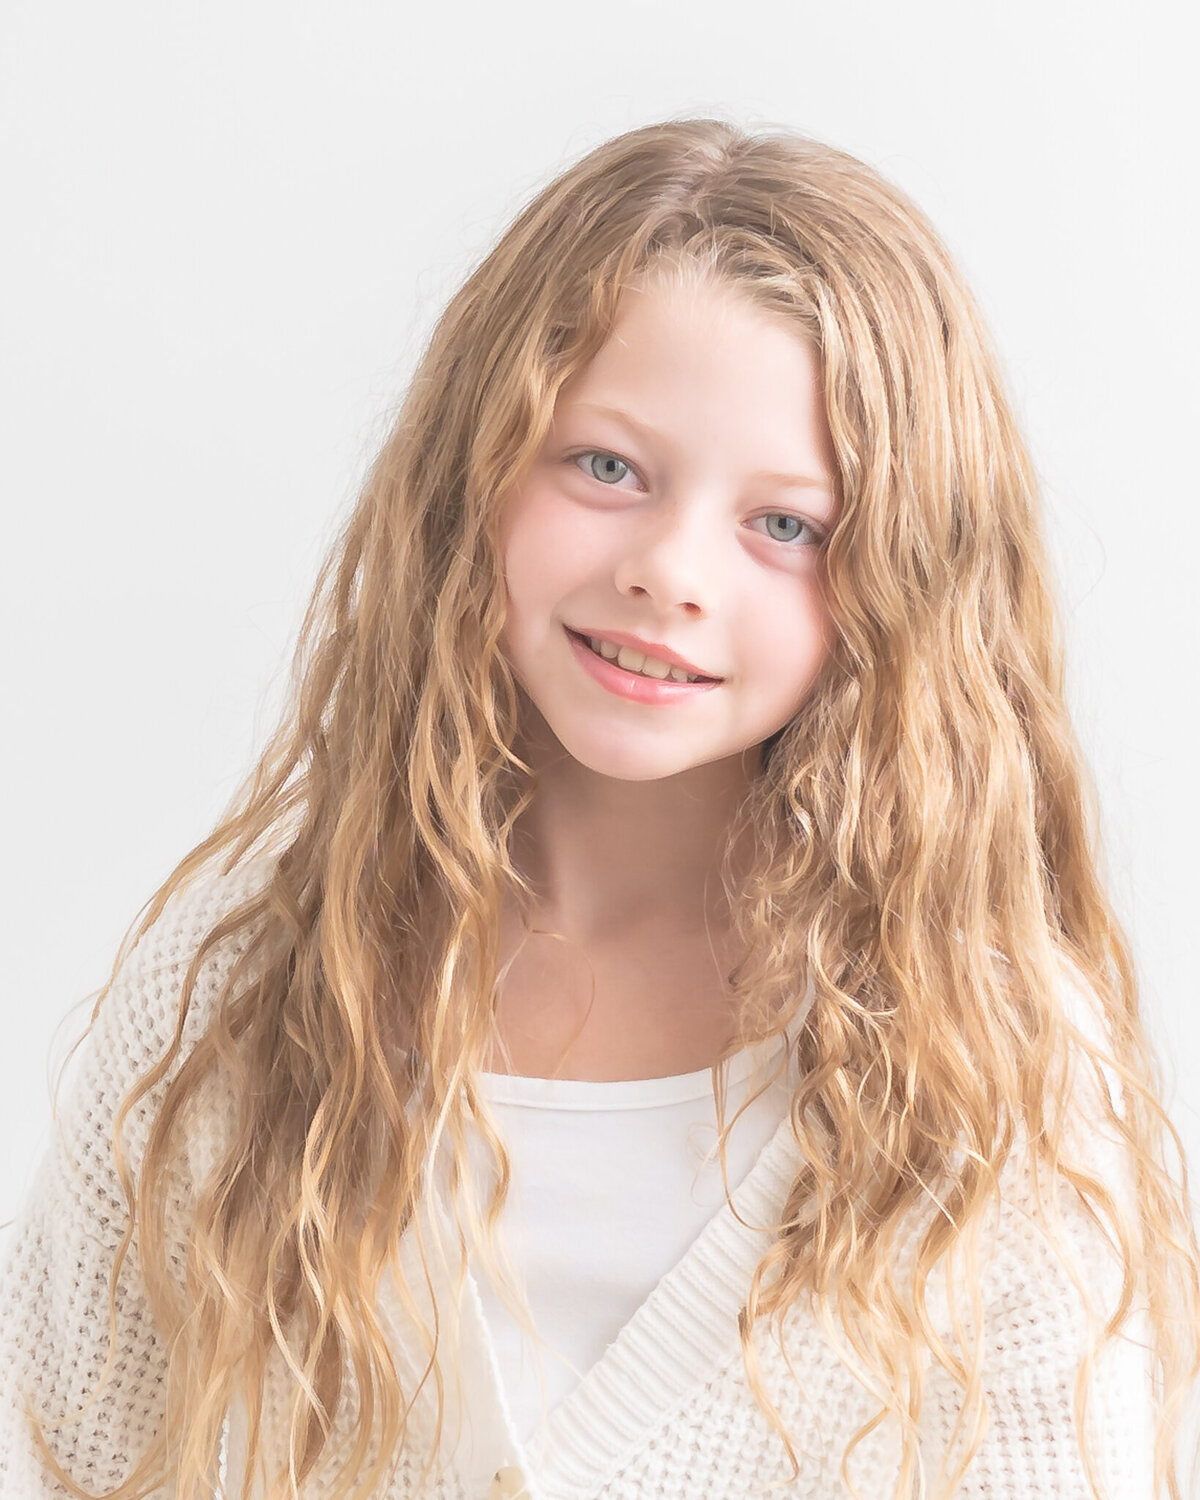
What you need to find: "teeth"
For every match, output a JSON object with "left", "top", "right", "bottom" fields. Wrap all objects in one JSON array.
[
  {"left": 616, "top": 645, "right": 647, "bottom": 673},
  {"left": 585, "top": 635, "right": 704, "bottom": 684}
]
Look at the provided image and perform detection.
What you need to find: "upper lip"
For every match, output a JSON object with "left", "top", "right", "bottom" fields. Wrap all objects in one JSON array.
[{"left": 568, "top": 626, "right": 722, "bottom": 680}]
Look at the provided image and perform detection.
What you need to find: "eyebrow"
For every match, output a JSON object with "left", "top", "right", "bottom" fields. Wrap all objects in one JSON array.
[{"left": 571, "top": 402, "right": 833, "bottom": 493}]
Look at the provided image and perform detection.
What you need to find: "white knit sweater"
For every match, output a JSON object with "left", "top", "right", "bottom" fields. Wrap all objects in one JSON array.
[{"left": 0, "top": 856, "right": 1158, "bottom": 1499}]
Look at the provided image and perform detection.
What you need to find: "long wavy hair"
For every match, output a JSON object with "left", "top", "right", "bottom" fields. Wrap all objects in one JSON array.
[{"left": 27, "top": 117, "right": 1200, "bottom": 1500}]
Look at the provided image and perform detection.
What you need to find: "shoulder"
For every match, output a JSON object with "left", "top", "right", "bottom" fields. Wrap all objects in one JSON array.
[
  {"left": 988, "top": 942, "right": 1128, "bottom": 1121},
  {"left": 1048, "top": 946, "right": 1118, "bottom": 1056},
  {"left": 982, "top": 946, "right": 1141, "bottom": 1307},
  {"left": 53, "top": 848, "right": 279, "bottom": 1185},
  {"left": 917, "top": 945, "right": 1142, "bottom": 1310},
  {"left": 88, "top": 848, "right": 275, "bottom": 1062}
]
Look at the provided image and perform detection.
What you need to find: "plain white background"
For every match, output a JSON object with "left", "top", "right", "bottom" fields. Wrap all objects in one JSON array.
[{"left": 1, "top": 0, "right": 1196, "bottom": 1402}]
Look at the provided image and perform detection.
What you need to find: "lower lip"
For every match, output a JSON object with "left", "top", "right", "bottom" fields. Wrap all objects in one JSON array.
[{"left": 565, "top": 628, "right": 723, "bottom": 705}]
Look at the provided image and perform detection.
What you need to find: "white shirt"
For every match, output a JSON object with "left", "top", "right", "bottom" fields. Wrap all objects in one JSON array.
[{"left": 461, "top": 1016, "right": 805, "bottom": 1447}]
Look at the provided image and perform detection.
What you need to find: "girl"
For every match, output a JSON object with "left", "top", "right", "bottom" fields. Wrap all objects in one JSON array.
[{"left": 0, "top": 117, "right": 1196, "bottom": 1500}]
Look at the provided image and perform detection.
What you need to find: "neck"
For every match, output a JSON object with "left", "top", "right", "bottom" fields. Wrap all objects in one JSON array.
[{"left": 507, "top": 711, "right": 763, "bottom": 944}]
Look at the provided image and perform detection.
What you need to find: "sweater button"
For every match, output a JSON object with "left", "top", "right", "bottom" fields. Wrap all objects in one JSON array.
[{"left": 489, "top": 1466, "right": 530, "bottom": 1499}]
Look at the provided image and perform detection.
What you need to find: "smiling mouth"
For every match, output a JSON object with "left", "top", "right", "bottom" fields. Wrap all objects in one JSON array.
[{"left": 566, "top": 629, "right": 719, "bottom": 684}]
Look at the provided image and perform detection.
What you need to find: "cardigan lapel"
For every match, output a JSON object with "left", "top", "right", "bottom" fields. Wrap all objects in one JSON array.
[
  {"left": 492, "top": 1112, "right": 807, "bottom": 1498},
  {"left": 383, "top": 1179, "right": 541, "bottom": 1498}
]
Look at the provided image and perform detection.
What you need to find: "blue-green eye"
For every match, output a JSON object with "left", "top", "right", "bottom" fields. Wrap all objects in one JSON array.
[
  {"left": 750, "top": 513, "right": 823, "bottom": 546},
  {"left": 766, "top": 515, "right": 801, "bottom": 542},
  {"left": 575, "top": 450, "right": 632, "bottom": 484}
]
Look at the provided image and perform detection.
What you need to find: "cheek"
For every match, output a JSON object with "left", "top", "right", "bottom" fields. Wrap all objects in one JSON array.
[
  {"left": 502, "top": 484, "right": 600, "bottom": 609},
  {"left": 742, "top": 580, "right": 833, "bottom": 700},
  {"left": 500, "top": 486, "right": 588, "bottom": 647},
  {"left": 499, "top": 491, "right": 546, "bottom": 610}
]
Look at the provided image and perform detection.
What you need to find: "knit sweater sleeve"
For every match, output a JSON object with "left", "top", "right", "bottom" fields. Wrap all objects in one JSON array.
[{"left": 0, "top": 863, "right": 264, "bottom": 1499}]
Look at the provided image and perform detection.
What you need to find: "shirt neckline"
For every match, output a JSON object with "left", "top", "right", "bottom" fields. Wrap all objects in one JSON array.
[{"left": 476, "top": 1009, "right": 803, "bottom": 1111}]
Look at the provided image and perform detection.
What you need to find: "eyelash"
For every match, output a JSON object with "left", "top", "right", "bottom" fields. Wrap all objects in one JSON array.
[{"left": 567, "top": 448, "right": 826, "bottom": 548}]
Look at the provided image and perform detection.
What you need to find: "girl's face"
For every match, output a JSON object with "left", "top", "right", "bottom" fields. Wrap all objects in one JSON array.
[{"left": 498, "top": 276, "right": 840, "bottom": 783}]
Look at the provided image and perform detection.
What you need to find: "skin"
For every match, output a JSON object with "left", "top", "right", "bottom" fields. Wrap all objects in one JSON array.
[{"left": 491, "top": 274, "right": 839, "bottom": 1079}]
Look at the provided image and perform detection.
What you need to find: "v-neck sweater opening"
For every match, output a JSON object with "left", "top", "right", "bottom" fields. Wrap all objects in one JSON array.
[{"left": 519, "top": 1106, "right": 805, "bottom": 1491}]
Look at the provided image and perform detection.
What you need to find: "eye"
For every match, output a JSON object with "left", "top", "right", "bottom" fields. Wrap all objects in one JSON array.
[
  {"left": 572, "top": 449, "right": 639, "bottom": 487},
  {"left": 748, "top": 513, "right": 825, "bottom": 546}
]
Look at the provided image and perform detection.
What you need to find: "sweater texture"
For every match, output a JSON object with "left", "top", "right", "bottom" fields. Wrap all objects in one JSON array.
[{"left": 0, "top": 855, "right": 1158, "bottom": 1499}]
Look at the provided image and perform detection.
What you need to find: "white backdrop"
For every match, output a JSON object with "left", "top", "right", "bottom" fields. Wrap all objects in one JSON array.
[{"left": 2, "top": 0, "right": 1196, "bottom": 1389}]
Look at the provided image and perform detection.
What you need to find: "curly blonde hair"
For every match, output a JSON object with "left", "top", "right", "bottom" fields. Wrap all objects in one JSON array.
[{"left": 28, "top": 117, "right": 1200, "bottom": 1499}]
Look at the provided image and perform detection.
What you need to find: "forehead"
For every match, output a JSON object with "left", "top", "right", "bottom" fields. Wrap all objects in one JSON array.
[
  {"left": 550, "top": 278, "right": 835, "bottom": 486},
  {"left": 558, "top": 276, "right": 818, "bottom": 401}
]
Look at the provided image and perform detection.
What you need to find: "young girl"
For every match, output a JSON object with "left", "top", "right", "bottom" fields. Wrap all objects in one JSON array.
[{"left": 0, "top": 117, "right": 1196, "bottom": 1500}]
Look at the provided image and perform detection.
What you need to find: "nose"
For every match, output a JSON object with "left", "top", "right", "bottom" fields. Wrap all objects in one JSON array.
[{"left": 611, "top": 498, "right": 723, "bottom": 618}]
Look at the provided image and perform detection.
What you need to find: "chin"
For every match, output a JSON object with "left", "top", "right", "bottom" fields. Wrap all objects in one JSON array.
[
  {"left": 560, "top": 731, "right": 738, "bottom": 784},
  {"left": 569, "top": 748, "right": 684, "bottom": 783}
]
